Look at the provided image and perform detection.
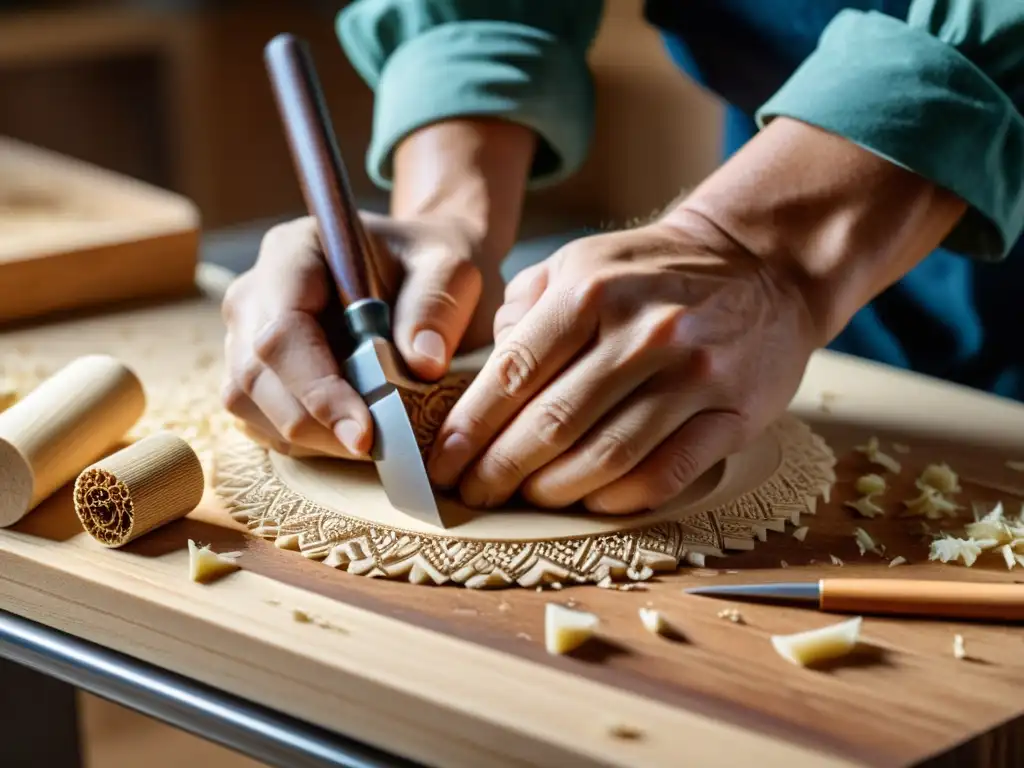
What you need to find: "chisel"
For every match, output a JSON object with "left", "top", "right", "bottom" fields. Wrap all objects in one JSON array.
[{"left": 263, "top": 33, "right": 445, "bottom": 527}]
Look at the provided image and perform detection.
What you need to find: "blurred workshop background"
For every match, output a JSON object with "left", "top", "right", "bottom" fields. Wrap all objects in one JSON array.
[
  {"left": 0, "top": 0, "right": 720, "bottom": 764},
  {"left": 0, "top": 0, "right": 723, "bottom": 277}
]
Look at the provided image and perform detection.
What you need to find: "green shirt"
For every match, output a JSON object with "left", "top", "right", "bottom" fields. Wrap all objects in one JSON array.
[{"left": 336, "top": 0, "right": 1024, "bottom": 263}]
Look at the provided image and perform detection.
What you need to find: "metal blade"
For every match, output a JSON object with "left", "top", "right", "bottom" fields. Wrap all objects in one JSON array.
[
  {"left": 367, "top": 390, "right": 443, "bottom": 526},
  {"left": 342, "top": 334, "right": 444, "bottom": 527},
  {"left": 685, "top": 582, "right": 821, "bottom": 605}
]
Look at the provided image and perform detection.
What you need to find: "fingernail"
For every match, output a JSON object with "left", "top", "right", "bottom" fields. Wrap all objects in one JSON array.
[
  {"left": 334, "top": 419, "right": 365, "bottom": 455},
  {"left": 413, "top": 330, "right": 446, "bottom": 366},
  {"left": 429, "top": 431, "right": 472, "bottom": 486}
]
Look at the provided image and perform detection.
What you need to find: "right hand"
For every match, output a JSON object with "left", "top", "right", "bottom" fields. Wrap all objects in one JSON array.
[{"left": 221, "top": 214, "right": 502, "bottom": 459}]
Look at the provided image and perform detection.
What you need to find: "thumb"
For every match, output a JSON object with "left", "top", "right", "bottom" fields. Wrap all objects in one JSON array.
[{"left": 392, "top": 254, "right": 482, "bottom": 381}]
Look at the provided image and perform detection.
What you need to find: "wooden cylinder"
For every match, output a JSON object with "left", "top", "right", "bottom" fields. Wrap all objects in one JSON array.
[
  {"left": 820, "top": 579, "right": 1024, "bottom": 621},
  {"left": 0, "top": 355, "right": 145, "bottom": 527},
  {"left": 73, "top": 432, "right": 205, "bottom": 547}
]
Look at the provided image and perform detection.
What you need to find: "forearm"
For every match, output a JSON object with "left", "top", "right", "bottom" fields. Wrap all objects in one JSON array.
[
  {"left": 671, "top": 117, "right": 967, "bottom": 343},
  {"left": 391, "top": 118, "right": 536, "bottom": 270}
]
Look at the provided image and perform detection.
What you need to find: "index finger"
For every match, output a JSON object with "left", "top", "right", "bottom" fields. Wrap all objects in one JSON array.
[
  {"left": 254, "top": 310, "right": 373, "bottom": 456},
  {"left": 427, "top": 284, "right": 598, "bottom": 488}
]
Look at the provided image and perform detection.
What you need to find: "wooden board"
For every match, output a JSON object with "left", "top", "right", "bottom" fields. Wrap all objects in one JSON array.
[
  {"left": 0, "top": 137, "right": 199, "bottom": 325},
  {"left": 1, "top": 277, "right": 1023, "bottom": 768}
]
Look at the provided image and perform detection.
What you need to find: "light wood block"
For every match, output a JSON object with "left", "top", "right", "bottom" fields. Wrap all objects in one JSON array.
[
  {"left": 0, "top": 137, "right": 199, "bottom": 325},
  {"left": 0, "top": 279, "right": 1023, "bottom": 767}
]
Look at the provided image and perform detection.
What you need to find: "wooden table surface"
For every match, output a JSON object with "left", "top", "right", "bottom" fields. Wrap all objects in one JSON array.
[{"left": 1, "top": 273, "right": 1023, "bottom": 768}]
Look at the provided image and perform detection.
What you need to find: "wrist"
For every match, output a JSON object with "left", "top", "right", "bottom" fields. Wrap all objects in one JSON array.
[
  {"left": 666, "top": 118, "right": 966, "bottom": 342},
  {"left": 391, "top": 118, "right": 536, "bottom": 270}
]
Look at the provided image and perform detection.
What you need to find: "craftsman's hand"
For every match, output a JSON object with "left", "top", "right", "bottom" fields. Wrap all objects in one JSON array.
[
  {"left": 427, "top": 213, "right": 821, "bottom": 513},
  {"left": 220, "top": 214, "right": 502, "bottom": 459}
]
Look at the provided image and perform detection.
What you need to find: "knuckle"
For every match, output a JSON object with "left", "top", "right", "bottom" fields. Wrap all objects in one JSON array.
[
  {"left": 278, "top": 412, "right": 315, "bottom": 443},
  {"left": 220, "top": 380, "right": 247, "bottom": 416},
  {"left": 479, "top": 447, "right": 525, "bottom": 483},
  {"left": 534, "top": 396, "right": 577, "bottom": 447},
  {"left": 220, "top": 275, "right": 250, "bottom": 323},
  {"left": 259, "top": 219, "right": 306, "bottom": 255},
  {"left": 656, "top": 445, "right": 703, "bottom": 499},
  {"left": 237, "top": 356, "right": 264, "bottom": 395},
  {"left": 688, "top": 346, "right": 718, "bottom": 382},
  {"left": 493, "top": 340, "right": 539, "bottom": 398},
  {"left": 298, "top": 377, "right": 348, "bottom": 424},
  {"left": 253, "top": 312, "right": 307, "bottom": 364},
  {"left": 567, "top": 277, "right": 604, "bottom": 316},
  {"left": 416, "top": 287, "right": 462, "bottom": 317},
  {"left": 589, "top": 429, "right": 641, "bottom": 472},
  {"left": 637, "top": 306, "right": 687, "bottom": 351}
]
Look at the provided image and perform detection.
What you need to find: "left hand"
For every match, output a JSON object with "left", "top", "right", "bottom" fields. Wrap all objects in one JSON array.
[{"left": 426, "top": 211, "right": 824, "bottom": 514}]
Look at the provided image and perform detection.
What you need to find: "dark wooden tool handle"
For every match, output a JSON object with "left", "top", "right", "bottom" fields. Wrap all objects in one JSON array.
[
  {"left": 821, "top": 579, "right": 1024, "bottom": 621},
  {"left": 264, "top": 33, "right": 379, "bottom": 305}
]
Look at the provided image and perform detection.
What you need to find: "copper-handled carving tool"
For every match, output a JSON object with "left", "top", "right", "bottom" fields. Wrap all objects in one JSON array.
[
  {"left": 263, "top": 33, "right": 445, "bottom": 527},
  {"left": 686, "top": 579, "right": 1024, "bottom": 622}
]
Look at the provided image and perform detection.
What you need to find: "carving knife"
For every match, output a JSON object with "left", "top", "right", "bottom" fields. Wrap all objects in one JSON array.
[
  {"left": 686, "top": 579, "right": 1024, "bottom": 621},
  {"left": 263, "top": 33, "right": 445, "bottom": 527}
]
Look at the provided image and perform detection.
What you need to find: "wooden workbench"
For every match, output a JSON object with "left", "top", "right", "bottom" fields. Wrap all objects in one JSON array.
[{"left": 1, "top": 272, "right": 1022, "bottom": 768}]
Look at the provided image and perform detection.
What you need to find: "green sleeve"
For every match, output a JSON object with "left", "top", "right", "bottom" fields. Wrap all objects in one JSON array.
[
  {"left": 336, "top": 0, "right": 604, "bottom": 190},
  {"left": 757, "top": 1, "right": 1024, "bottom": 261}
]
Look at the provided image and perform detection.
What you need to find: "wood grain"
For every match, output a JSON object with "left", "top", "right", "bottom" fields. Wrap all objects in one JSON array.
[{"left": 0, "top": 281, "right": 1023, "bottom": 767}]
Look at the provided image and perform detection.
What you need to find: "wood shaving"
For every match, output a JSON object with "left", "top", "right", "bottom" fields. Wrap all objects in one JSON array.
[
  {"left": 829, "top": 554, "right": 844, "bottom": 566},
  {"left": 717, "top": 608, "right": 744, "bottom": 624},
  {"left": 953, "top": 634, "right": 966, "bottom": 660},
  {"left": 187, "top": 539, "right": 241, "bottom": 584},
  {"left": 516, "top": 632, "right": 532, "bottom": 641},
  {"left": 845, "top": 495, "right": 884, "bottom": 519},
  {"left": 854, "top": 527, "right": 884, "bottom": 557},
  {"left": 549, "top": 582, "right": 564, "bottom": 591},
  {"left": 545, "top": 603, "right": 599, "bottom": 655},
  {"left": 771, "top": 617, "right": 862, "bottom": 667},
  {"left": 929, "top": 536, "right": 990, "bottom": 567},
  {"left": 854, "top": 473, "right": 887, "bottom": 496},
  {"left": 291, "top": 608, "right": 313, "bottom": 624},
  {"left": 638, "top": 607, "right": 671, "bottom": 637},
  {"left": 596, "top": 574, "right": 646, "bottom": 592},
  {"left": 792, "top": 526, "right": 809, "bottom": 542},
  {"left": 888, "top": 556, "right": 907, "bottom": 567},
  {"left": 892, "top": 443, "right": 911, "bottom": 454},
  {"left": 918, "top": 463, "right": 961, "bottom": 494},
  {"left": 854, "top": 437, "right": 901, "bottom": 474},
  {"left": 685, "top": 551, "right": 707, "bottom": 568},
  {"left": 999, "top": 544, "right": 1017, "bottom": 569},
  {"left": 903, "top": 484, "right": 961, "bottom": 519},
  {"left": 1006, "top": 460, "right": 1024, "bottom": 472},
  {"left": 498, "top": 601, "right": 512, "bottom": 612},
  {"left": 930, "top": 501, "right": 1024, "bottom": 568},
  {"left": 779, "top": 560, "right": 789, "bottom": 568},
  {"left": 264, "top": 598, "right": 281, "bottom": 606}
]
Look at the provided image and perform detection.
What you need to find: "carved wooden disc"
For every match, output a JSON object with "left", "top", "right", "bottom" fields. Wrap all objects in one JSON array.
[{"left": 214, "top": 414, "right": 836, "bottom": 588}]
